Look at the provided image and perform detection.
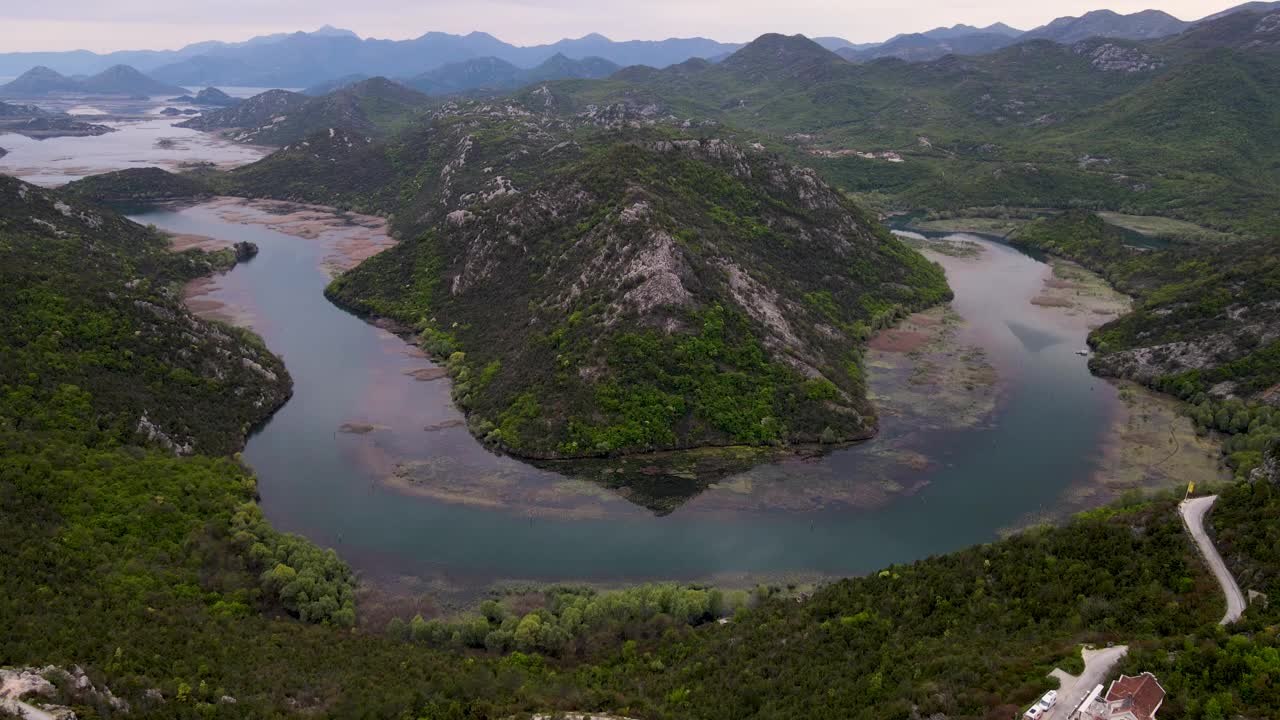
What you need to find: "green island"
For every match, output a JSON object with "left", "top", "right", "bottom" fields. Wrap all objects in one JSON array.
[{"left": 5, "top": 5, "right": 1280, "bottom": 719}]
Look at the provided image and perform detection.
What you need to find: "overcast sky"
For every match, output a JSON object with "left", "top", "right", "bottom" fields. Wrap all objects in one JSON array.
[{"left": 0, "top": 1, "right": 1245, "bottom": 53}]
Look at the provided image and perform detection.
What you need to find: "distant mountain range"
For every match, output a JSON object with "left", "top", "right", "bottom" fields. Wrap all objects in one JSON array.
[
  {"left": 0, "top": 4, "right": 1274, "bottom": 89},
  {"left": 1023, "top": 9, "right": 1191, "bottom": 43},
  {"left": 0, "top": 28, "right": 741, "bottom": 87},
  {"left": 0, "top": 65, "right": 186, "bottom": 97},
  {"left": 404, "top": 53, "right": 620, "bottom": 95},
  {"left": 837, "top": 31, "right": 1022, "bottom": 63}
]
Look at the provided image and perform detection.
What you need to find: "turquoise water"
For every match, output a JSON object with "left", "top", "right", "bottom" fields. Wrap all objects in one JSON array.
[{"left": 131, "top": 204, "right": 1120, "bottom": 591}]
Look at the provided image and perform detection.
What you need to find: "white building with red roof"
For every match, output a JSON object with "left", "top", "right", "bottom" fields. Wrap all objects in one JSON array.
[{"left": 1074, "top": 672, "right": 1166, "bottom": 720}]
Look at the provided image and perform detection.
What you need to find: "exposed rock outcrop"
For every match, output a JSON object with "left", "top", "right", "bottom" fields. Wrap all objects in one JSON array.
[{"left": 1074, "top": 41, "right": 1164, "bottom": 72}]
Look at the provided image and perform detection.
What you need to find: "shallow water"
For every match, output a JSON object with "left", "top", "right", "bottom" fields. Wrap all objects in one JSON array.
[
  {"left": 128, "top": 202, "right": 1123, "bottom": 593},
  {"left": 0, "top": 117, "right": 266, "bottom": 185},
  {"left": 0, "top": 90, "right": 279, "bottom": 186}
]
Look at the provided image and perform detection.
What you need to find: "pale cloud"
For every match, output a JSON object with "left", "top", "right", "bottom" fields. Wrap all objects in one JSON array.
[{"left": 0, "top": 0, "right": 1248, "bottom": 52}]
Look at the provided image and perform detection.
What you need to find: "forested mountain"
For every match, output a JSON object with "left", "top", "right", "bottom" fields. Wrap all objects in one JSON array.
[
  {"left": 178, "top": 88, "right": 310, "bottom": 140},
  {"left": 208, "top": 96, "right": 948, "bottom": 459},
  {"left": 0, "top": 174, "right": 289, "bottom": 456},
  {"left": 533, "top": 13, "right": 1280, "bottom": 234}
]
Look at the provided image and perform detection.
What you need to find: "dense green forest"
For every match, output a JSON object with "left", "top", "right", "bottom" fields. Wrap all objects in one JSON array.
[{"left": 8, "top": 8, "right": 1280, "bottom": 719}]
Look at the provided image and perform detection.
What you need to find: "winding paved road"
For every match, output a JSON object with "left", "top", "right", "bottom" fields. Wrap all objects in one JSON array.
[{"left": 1180, "top": 496, "right": 1246, "bottom": 625}]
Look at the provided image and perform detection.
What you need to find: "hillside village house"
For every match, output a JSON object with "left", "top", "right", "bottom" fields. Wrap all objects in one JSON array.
[{"left": 1073, "top": 673, "right": 1166, "bottom": 720}]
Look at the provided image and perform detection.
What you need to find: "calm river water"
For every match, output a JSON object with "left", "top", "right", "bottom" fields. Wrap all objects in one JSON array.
[{"left": 127, "top": 203, "right": 1122, "bottom": 593}]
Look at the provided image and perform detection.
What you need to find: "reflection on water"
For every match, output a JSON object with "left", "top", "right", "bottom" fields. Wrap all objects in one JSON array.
[{"left": 130, "top": 203, "right": 1123, "bottom": 592}]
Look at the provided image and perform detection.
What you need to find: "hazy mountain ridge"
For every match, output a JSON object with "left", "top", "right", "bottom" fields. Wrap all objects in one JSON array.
[
  {"left": 1024, "top": 9, "right": 1191, "bottom": 43},
  {"left": 0, "top": 64, "right": 186, "bottom": 97},
  {"left": 404, "top": 53, "right": 621, "bottom": 96},
  {"left": 2, "top": 5, "right": 1269, "bottom": 88},
  {"left": 837, "top": 31, "right": 1022, "bottom": 62},
  {"left": 0, "top": 29, "right": 741, "bottom": 87}
]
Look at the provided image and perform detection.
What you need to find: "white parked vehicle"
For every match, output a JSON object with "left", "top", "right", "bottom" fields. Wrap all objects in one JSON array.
[
  {"left": 1039, "top": 690, "right": 1059, "bottom": 709},
  {"left": 1024, "top": 690, "right": 1058, "bottom": 720}
]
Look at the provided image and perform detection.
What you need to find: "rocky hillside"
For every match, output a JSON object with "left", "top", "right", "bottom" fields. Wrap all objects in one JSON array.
[
  {"left": 1010, "top": 210, "right": 1280, "bottom": 400},
  {"left": 181, "top": 79, "right": 430, "bottom": 145},
  {"left": 220, "top": 98, "right": 949, "bottom": 459},
  {"left": 178, "top": 88, "right": 310, "bottom": 142},
  {"left": 0, "top": 174, "right": 290, "bottom": 455}
]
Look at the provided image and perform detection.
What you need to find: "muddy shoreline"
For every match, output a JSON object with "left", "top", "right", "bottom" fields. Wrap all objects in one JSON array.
[{"left": 174, "top": 197, "right": 397, "bottom": 330}]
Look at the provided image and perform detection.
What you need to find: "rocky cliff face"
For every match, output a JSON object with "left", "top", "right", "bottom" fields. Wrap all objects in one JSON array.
[
  {"left": 1073, "top": 40, "right": 1165, "bottom": 72},
  {"left": 1249, "top": 441, "right": 1280, "bottom": 483}
]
